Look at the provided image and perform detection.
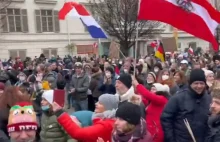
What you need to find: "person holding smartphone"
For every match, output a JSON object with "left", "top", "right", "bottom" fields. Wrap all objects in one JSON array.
[{"left": 98, "top": 67, "right": 116, "bottom": 94}]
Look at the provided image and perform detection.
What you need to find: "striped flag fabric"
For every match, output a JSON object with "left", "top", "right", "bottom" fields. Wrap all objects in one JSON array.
[
  {"left": 59, "top": 2, "right": 107, "bottom": 39},
  {"left": 138, "top": 0, "right": 220, "bottom": 51},
  {"left": 188, "top": 46, "right": 194, "bottom": 55},
  {"left": 155, "top": 41, "right": 165, "bottom": 62}
]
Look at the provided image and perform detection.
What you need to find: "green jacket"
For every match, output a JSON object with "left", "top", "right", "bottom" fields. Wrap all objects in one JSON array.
[{"left": 40, "top": 112, "right": 77, "bottom": 142}]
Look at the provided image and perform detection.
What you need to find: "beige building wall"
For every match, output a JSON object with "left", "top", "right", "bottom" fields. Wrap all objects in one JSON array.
[{"left": 0, "top": 0, "right": 96, "bottom": 60}]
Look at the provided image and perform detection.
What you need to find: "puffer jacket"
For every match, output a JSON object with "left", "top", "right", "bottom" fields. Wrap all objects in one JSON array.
[
  {"left": 43, "top": 72, "right": 56, "bottom": 89},
  {"left": 161, "top": 88, "right": 211, "bottom": 142},
  {"left": 40, "top": 112, "right": 76, "bottom": 142}
]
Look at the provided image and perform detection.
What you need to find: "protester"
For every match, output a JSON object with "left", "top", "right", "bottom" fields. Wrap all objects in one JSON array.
[
  {"left": 134, "top": 80, "right": 169, "bottom": 142},
  {"left": 52, "top": 94, "right": 119, "bottom": 142},
  {"left": 157, "top": 69, "right": 179, "bottom": 95},
  {"left": 99, "top": 66, "right": 116, "bottom": 94},
  {"left": 7, "top": 102, "right": 37, "bottom": 142},
  {"left": 145, "top": 72, "right": 157, "bottom": 90},
  {"left": 70, "top": 62, "right": 90, "bottom": 111},
  {"left": 40, "top": 90, "right": 75, "bottom": 142},
  {"left": 206, "top": 91, "right": 220, "bottom": 142},
  {"left": 173, "top": 70, "right": 188, "bottom": 90},
  {"left": 161, "top": 69, "right": 211, "bottom": 142},
  {"left": 112, "top": 102, "right": 153, "bottom": 142}
]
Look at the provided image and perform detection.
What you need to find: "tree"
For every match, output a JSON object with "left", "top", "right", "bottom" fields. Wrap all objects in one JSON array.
[
  {"left": 0, "top": 0, "right": 11, "bottom": 31},
  {"left": 88, "top": 0, "right": 161, "bottom": 56}
]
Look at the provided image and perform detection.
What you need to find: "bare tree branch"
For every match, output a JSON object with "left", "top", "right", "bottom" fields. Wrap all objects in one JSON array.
[
  {"left": 0, "top": 0, "right": 11, "bottom": 31},
  {"left": 89, "top": 0, "right": 161, "bottom": 56}
]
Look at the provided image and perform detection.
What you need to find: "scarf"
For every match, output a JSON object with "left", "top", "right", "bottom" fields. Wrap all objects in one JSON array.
[
  {"left": 112, "top": 118, "right": 147, "bottom": 142},
  {"left": 92, "top": 110, "right": 116, "bottom": 121}
]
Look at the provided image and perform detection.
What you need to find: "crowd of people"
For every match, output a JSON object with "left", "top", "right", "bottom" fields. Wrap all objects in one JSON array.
[{"left": 1, "top": 51, "right": 220, "bottom": 142}]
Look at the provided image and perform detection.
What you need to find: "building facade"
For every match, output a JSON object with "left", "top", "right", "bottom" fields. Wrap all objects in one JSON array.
[
  {"left": 0, "top": 0, "right": 214, "bottom": 60},
  {"left": 0, "top": 0, "right": 99, "bottom": 60}
]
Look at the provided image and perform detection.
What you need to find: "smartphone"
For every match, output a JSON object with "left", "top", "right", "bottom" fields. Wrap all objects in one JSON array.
[{"left": 53, "top": 90, "right": 65, "bottom": 107}]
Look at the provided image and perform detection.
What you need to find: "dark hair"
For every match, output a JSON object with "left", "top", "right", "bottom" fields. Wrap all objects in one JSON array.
[
  {"left": 57, "top": 79, "right": 66, "bottom": 90},
  {"left": 105, "top": 66, "right": 114, "bottom": 74}
]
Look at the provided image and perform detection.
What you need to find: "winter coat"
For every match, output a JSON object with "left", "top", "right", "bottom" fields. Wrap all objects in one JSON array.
[
  {"left": 136, "top": 84, "right": 168, "bottom": 142},
  {"left": 98, "top": 74, "right": 117, "bottom": 95},
  {"left": 13, "top": 62, "right": 24, "bottom": 71},
  {"left": 205, "top": 115, "right": 220, "bottom": 142},
  {"left": 0, "top": 130, "right": 9, "bottom": 142},
  {"left": 70, "top": 73, "right": 90, "bottom": 100},
  {"left": 116, "top": 87, "right": 146, "bottom": 118},
  {"left": 56, "top": 110, "right": 115, "bottom": 142},
  {"left": 43, "top": 72, "right": 56, "bottom": 89},
  {"left": 40, "top": 112, "right": 76, "bottom": 142},
  {"left": 0, "top": 108, "right": 10, "bottom": 138},
  {"left": 161, "top": 88, "right": 211, "bottom": 142},
  {"left": 89, "top": 72, "right": 102, "bottom": 98}
]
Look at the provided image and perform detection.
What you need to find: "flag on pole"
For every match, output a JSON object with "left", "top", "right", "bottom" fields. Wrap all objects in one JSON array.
[
  {"left": 155, "top": 41, "right": 165, "bottom": 62},
  {"left": 188, "top": 46, "right": 194, "bottom": 55},
  {"left": 138, "top": 0, "right": 220, "bottom": 51},
  {"left": 93, "top": 42, "right": 98, "bottom": 48},
  {"left": 59, "top": 2, "right": 107, "bottom": 39},
  {"left": 150, "top": 40, "right": 159, "bottom": 48}
]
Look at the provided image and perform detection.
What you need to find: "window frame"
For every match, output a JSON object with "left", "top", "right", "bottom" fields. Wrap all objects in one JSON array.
[
  {"left": 9, "top": 49, "right": 27, "bottom": 60},
  {"left": 42, "top": 48, "right": 58, "bottom": 59}
]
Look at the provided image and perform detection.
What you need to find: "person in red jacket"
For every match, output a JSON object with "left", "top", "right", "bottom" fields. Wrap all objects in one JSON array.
[
  {"left": 133, "top": 79, "right": 170, "bottom": 142},
  {"left": 51, "top": 94, "right": 119, "bottom": 142},
  {"left": 13, "top": 57, "right": 24, "bottom": 71}
]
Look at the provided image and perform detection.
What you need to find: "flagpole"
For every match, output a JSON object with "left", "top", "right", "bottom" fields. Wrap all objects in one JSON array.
[
  {"left": 134, "top": 22, "right": 139, "bottom": 76},
  {"left": 65, "top": 0, "right": 72, "bottom": 55}
]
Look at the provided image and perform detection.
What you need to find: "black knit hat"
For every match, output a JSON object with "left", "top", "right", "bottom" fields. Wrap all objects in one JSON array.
[
  {"left": 117, "top": 73, "right": 132, "bottom": 89},
  {"left": 116, "top": 102, "right": 141, "bottom": 125},
  {"left": 189, "top": 69, "right": 206, "bottom": 85}
]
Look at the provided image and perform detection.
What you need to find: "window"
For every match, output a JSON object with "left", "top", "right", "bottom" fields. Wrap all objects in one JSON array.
[
  {"left": 35, "top": 10, "right": 60, "bottom": 33},
  {"left": 189, "top": 42, "right": 197, "bottom": 51},
  {"left": 9, "top": 50, "right": 26, "bottom": 60},
  {"left": 0, "top": 8, "right": 28, "bottom": 33},
  {"left": 42, "top": 49, "right": 57, "bottom": 58}
]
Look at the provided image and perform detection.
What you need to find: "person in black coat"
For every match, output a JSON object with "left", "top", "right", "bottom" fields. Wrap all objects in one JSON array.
[
  {"left": 205, "top": 91, "right": 220, "bottom": 142},
  {"left": 161, "top": 69, "right": 211, "bottom": 142}
]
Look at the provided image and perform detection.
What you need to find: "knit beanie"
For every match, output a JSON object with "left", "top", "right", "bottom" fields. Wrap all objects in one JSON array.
[
  {"left": 7, "top": 102, "right": 37, "bottom": 133},
  {"left": 117, "top": 73, "right": 132, "bottom": 89},
  {"left": 148, "top": 72, "right": 156, "bottom": 81},
  {"left": 153, "top": 83, "right": 170, "bottom": 93},
  {"left": 116, "top": 102, "right": 141, "bottom": 125},
  {"left": 189, "top": 69, "right": 206, "bottom": 85},
  {"left": 42, "top": 90, "right": 54, "bottom": 104},
  {"left": 99, "top": 94, "right": 119, "bottom": 110}
]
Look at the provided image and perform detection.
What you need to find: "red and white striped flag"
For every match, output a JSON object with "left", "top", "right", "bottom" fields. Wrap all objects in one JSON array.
[
  {"left": 188, "top": 46, "right": 194, "bottom": 55},
  {"left": 93, "top": 42, "right": 98, "bottom": 48},
  {"left": 138, "top": 0, "right": 220, "bottom": 51}
]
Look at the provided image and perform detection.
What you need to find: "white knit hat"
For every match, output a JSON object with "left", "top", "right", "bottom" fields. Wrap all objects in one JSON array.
[
  {"left": 153, "top": 83, "right": 170, "bottom": 93},
  {"left": 204, "top": 70, "right": 214, "bottom": 77},
  {"left": 42, "top": 90, "right": 54, "bottom": 104}
]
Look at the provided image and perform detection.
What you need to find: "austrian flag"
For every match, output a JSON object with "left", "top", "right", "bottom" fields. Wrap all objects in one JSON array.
[{"left": 138, "top": 0, "right": 220, "bottom": 51}]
